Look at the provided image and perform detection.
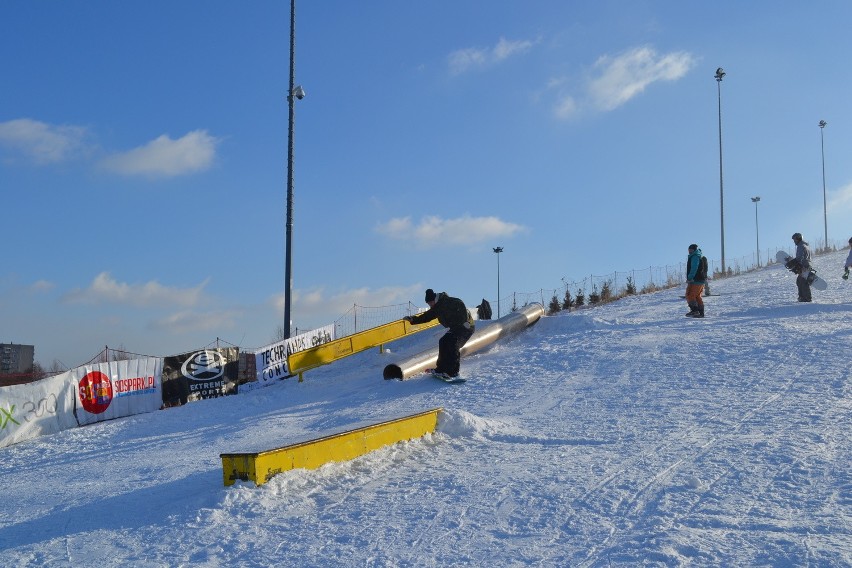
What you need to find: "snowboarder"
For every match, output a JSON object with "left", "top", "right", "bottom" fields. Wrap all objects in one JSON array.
[
  {"left": 404, "top": 289, "right": 474, "bottom": 378},
  {"left": 844, "top": 237, "right": 852, "bottom": 280},
  {"left": 791, "top": 233, "right": 813, "bottom": 302},
  {"left": 476, "top": 299, "right": 492, "bottom": 320},
  {"left": 685, "top": 244, "right": 707, "bottom": 318}
]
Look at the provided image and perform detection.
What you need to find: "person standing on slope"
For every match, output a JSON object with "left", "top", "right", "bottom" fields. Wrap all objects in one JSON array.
[
  {"left": 404, "top": 288, "right": 475, "bottom": 378},
  {"left": 685, "top": 244, "right": 707, "bottom": 318},
  {"left": 790, "top": 232, "right": 813, "bottom": 302},
  {"left": 844, "top": 237, "right": 852, "bottom": 280}
]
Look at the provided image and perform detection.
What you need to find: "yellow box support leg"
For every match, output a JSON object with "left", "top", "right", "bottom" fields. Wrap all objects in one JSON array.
[{"left": 220, "top": 407, "right": 442, "bottom": 487}]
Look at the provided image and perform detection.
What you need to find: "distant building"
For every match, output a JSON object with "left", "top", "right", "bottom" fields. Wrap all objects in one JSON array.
[{"left": 0, "top": 343, "right": 36, "bottom": 386}]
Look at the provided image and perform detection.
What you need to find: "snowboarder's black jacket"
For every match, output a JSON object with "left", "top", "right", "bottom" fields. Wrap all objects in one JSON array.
[{"left": 409, "top": 292, "right": 474, "bottom": 332}]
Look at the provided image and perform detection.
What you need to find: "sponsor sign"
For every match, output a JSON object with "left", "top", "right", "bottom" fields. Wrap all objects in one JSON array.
[
  {"left": 74, "top": 357, "right": 162, "bottom": 425},
  {"left": 253, "top": 325, "right": 335, "bottom": 387},
  {"left": 162, "top": 348, "right": 238, "bottom": 405}
]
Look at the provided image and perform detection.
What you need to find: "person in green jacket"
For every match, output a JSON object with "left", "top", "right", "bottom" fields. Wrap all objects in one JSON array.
[
  {"left": 685, "top": 244, "right": 707, "bottom": 318},
  {"left": 405, "top": 289, "right": 475, "bottom": 378}
]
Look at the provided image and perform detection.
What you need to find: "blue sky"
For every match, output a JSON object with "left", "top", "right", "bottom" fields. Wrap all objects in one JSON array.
[{"left": 3, "top": 1, "right": 852, "bottom": 368}]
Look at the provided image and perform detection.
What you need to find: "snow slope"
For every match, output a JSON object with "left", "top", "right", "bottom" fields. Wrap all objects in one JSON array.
[{"left": 1, "top": 250, "right": 851, "bottom": 567}]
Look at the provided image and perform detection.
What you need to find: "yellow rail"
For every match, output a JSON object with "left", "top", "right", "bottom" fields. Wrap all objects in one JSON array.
[
  {"left": 220, "top": 407, "right": 442, "bottom": 486},
  {"left": 287, "top": 318, "right": 438, "bottom": 379}
]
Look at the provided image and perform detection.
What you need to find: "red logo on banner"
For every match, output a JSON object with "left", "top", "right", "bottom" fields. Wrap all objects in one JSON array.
[{"left": 79, "top": 371, "right": 113, "bottom": 414}]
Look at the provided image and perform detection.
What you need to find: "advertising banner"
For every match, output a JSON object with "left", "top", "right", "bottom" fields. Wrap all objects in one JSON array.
[
  {"left": 253, "top": 339, "right": 289, "bottom": 385},
  {"left": 162, "top": 348, "right": 238, "bottom": 405},
  {"left": 0, "top": 372, "right": 78, "bottom": 448},
  {"left": 253, "top": 324, "right": 335, "bottom": 388},
  {"left": 74, "top": 357, "right": 163, "bottom": 426},
  {"left": 286, "top": 324, "right": 335, "bottom": 355}
]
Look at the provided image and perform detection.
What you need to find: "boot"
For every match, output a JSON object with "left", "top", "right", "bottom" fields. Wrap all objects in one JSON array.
[{"left": 685, "top": 301, "right": 699, "bottom": 317}]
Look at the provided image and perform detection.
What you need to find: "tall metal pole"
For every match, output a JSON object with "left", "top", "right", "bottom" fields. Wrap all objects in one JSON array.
[
  {"left": 751, "top": 196, "right": 761, "bottom": 267},
  {"left": 284, "top": 0, "right": 296, "bottom": 339},
  {"left": 819, "top": 120, "right": 828, "bottom": 251},
  {"left": 493, "top": 247, "right": 503, "bottom": 318},
  {"left": 715, "top": 67, "right": 726, "bottom": 274}
]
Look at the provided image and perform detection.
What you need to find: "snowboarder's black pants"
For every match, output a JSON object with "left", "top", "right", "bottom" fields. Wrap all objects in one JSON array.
[
  {"left": 436, "top": 325, "right": 474, "bottom": 377},
  {"left": 796, "top": 274, "right": 812, "bottom": 302}
]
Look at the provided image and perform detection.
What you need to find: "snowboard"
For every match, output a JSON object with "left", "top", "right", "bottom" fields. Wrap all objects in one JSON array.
[
  {"left": 427, "top": 369, "right": 466, "bottom": 384},
  {"left": 776, "top": 251, "right": 828, "bottom": 291}
]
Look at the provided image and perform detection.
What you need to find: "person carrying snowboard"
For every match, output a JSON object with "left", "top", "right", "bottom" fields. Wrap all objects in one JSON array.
[
  {"left": 404, "top": 289, "right": 474, "bottom": 378},
  {"left": 685, "top": 244, "right": 707, "bottom": 318},
  {"left": 790, "top": 232, "right": 813, "bottom": 302}
]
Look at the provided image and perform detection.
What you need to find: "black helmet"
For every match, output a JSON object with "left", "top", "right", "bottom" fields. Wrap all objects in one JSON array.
[{"left": 792, "top": 232, "right": 802, "bottom": 241}]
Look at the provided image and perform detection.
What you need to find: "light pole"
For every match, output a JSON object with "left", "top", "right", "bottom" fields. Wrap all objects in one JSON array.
[
  {"left": 284, "top": 0, "right": 306, "bottom": 339},
  {"left": 493, "top": 247, "right": 503, "bottom": 318},
  {"left": 819, "top": 120, "right": 828, "bottom": 251},
  {"left": 751, "top": 196, "right": 761, "bottom": 267},
  {"left": 715, "top": 67, "right": 726, "bottom": 274}
]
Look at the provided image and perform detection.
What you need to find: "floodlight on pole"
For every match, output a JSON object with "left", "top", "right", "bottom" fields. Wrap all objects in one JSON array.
[
  {"left": 819, "top": 120, "right": 828, "bottom": 251},
  {"left": 493, "top": 247, "right": 503, "bottom": 318},
  {"left": 284, "top": 0, "right": 305, "bottom": 339},
  {"left": 751, "top": 196, "right": 761, "bottom": 267},
  {"left": 715, "top": 67, "right": 727, "bottom": 274}
]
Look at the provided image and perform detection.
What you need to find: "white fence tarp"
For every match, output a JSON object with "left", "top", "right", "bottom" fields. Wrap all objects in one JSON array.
[{"left": 0, "top": 372, "right": 77, "bottom": 448}]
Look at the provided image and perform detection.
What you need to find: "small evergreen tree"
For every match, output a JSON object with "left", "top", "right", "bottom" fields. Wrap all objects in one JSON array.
[
  {"left": 575, "top": 288, "right": 585, "bottom": 307},
  {"left": 600, "top": 280, "right": 613, "bottom": 303},
  {"left": 625, "top": 276, "right": 637, "bottom": 295},
  {"left": 589, "top": 284, "right": 600, "bottom": 305},
  {"left": 562, "top": 288, "right": 574, "bottom": 311},
  {"left": 548, "top": 294, "right": 562, "bottom": 315}
]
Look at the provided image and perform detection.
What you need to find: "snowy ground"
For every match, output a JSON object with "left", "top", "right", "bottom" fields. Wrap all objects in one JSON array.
[{"left": 2, "top": 249, "right": 851, "bottom": 567}]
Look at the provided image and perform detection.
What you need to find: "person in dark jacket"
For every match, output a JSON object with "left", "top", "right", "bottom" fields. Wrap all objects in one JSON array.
[
  {"left": 791, "top": 232, "right": 813, "bottom": 302},
  {"left": 685, "top": 244, "right": 707, "bottom": 318},
  {"left": 404, "top": 289, "right": 474, "bottom": 378}
]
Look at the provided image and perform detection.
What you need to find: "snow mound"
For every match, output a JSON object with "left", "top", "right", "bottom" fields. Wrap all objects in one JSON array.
[{"left": 437, "top": 408, "right": 524, "bottom": 441}]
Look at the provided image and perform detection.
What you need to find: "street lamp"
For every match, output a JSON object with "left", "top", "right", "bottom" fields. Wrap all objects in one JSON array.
[
  {"left": 284, "top": 0, "right": 305, "bottom": 339},
  {"left": 819, "top": 120, "right": 828, "bottom": 251},
  {"left": 493, "top": 247, "right": 503, "bottom": 318},
  {"left": 715, "top": 67, "right": 726, "bottom": 274},
  {"left": 751, "top": 196, "right": 761, "bottom": 267}
]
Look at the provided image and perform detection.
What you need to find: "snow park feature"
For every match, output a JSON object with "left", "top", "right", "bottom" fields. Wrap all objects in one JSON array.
[
  {"left": 220, "top": 408, "right": 441, "bottom": 486},
  {"left": 1, "top": 248, "right": 851, "bottom": 566},
  {"left": 382, "top": 302, "right": 545, "bottom": 380},
  {"left": 286, "top": 316, "right": 439, "bottom": 381}
]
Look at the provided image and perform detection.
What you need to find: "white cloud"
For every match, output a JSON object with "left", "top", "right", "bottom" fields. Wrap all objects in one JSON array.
[
  {"left": 493, "top": 37, "right": 535, "bottom": 61},
  {"left": 375, "top": 215, "right": 526, "bottom": 248},
  {"left": 551, "top": 45, "right": 695, "bottom": 119},
  {"left": 275, "top": 284, "right": 422, "bottom": 316},
  {"left": 554, "top": 96, "right": 578, "bottom": 120},
  {"left": 588, "top": 46, "right": 695, "bottom": 111},
  {"left": 269, "top": 284, "right": 423, "bottom": 332},
  {"left": 449, "top": 37, "right": 535, "bottom": 75},
  {"left": 29, "top": 280, "right": 55, "bottom": 293},
  {"left": 100, "top": 130, "right": 219, "bottom": 177},
  {"left": 0, "top": 118, "right": 90, "bottom": 164},
  {"left": 62, "top": 272, "right": 208, "bottom": 307},
  {"left": 150, "top": 309, "right": 241, "bottom": 334},
  {"left": 827, "top": 182, "right": 852, "bottom": 214}
]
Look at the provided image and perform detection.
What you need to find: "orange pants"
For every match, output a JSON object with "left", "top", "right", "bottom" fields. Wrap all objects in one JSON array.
[{"left": 686, "top": 283, "right": 704, "bottom": 307}]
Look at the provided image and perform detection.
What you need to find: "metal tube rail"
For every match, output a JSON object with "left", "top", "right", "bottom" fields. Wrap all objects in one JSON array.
[{"left": 382, "top": 303, "right": 545, "bottom": 380}]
